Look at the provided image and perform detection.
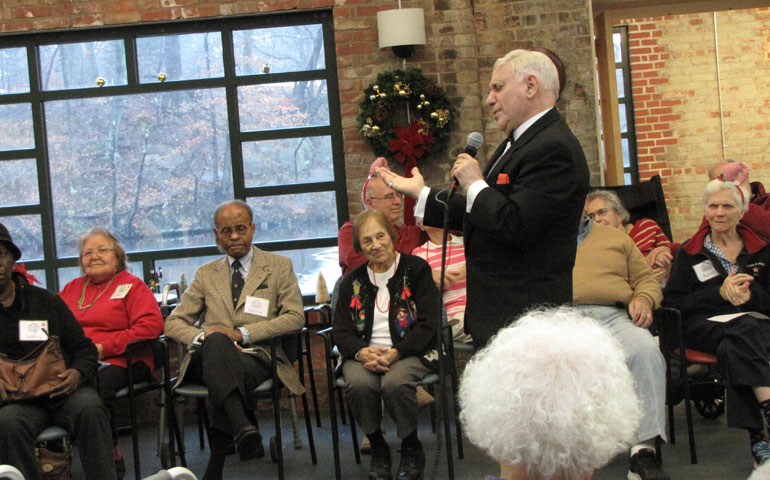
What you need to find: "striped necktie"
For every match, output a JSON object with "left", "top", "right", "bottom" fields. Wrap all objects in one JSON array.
[{"left": 231, "top": 259, "right": 244, "bottom": 308}]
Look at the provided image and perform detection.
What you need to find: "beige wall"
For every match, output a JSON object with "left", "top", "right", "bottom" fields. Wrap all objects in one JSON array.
[
  {"left": 620, "top": 7, "right": 770, "bottom": 241},
  {"left": 0, "top": 0, "right": 601, "bottom": 219}
]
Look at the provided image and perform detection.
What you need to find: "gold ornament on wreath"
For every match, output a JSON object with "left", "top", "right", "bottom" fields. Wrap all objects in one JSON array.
[{"left": 357, "top": 68, "right": 455, "bottom": 167}]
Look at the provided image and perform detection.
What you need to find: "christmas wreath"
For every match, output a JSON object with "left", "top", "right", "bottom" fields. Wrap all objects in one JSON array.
[{"left": 358, "top": 69, "right": 454, "bottom": 167}]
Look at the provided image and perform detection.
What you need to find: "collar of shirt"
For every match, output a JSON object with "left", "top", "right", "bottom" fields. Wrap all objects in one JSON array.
[
  {"left": 512, "top": 107, "right": 553, "bottom": 141},
  {"left": 227, "top": 248, "right": 253, "bottom": 277},
  {"left": 577, "top": 217, "right": 593, "bottom": 246}
]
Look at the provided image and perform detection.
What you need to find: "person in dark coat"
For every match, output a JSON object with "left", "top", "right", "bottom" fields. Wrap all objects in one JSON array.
[
  {"left": 377, "top": 48, "right": 590, "bottom": 347},
  {"left": 664, "top": 180, "right": 770, "bottom": 468},
  {"left": 0, "top": 223, "right": 116, "bottom": 480}
]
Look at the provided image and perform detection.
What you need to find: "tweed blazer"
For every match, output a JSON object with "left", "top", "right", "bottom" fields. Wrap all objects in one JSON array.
[{"left": 164, "top": 246, "right": 305, "bottom": 395}]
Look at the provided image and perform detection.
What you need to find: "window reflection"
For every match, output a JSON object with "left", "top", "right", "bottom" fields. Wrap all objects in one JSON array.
[
  {"left": 242, "top": 136, "right": 334, "bottom": 187},
  {"left": 0, "top": 159, "right": 39, "bottom": 206},
  {"left": 613, "top": 32, "right": 623, "bottom": 63},
  {"left": 247, "top": 192, "right": 337, "bottom": 242},
  {"left": 238, "top": 81, "right": 329, "bottom": 131},
  {"left": 0, "top": 103, "right": 34, "bottom": 151},
  {"left": 137, "top": 33, "right": 224, "bottom": 83},
  {"left": 46, "top": 89, "right": 232, "bottom": 256},
  {"left": 0, "top": 215, "right": 43, "bottom": 261},
  {"left": 233, "top": 25, "right": 325, "bottom": 75},
  {"left": 275, "top": 246, "right": 339, "bottom": 297},
  {"left": 39, "top": 40, "right": 127, "bottom": 91},
  {"left": 0, "top": 47, "right": 30, "bottom": 94}
]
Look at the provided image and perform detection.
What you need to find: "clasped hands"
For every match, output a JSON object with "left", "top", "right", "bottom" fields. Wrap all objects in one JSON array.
[
  {"left": 203, "top": 325, "right": 244, "bottom": 343},
  {"left": 720, "top": 270, "right": 753, "bottom": 306},
  {"left": 357, "top": 346, "right": 400, "bottom": 373},
  {"left": 375, "top": 153, "right": 483, "bottom": 196},
  {"left": 0, "top": 368, "right": 83, "bottom": 404}
]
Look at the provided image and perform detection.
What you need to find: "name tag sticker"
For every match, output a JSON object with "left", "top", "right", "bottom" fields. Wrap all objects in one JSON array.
[
  {"left": 111, "top": 284, "right": 133, "bottom": 299},
  {"left": 693, "top": 260, "right": 719, "bottom": 282},
  {"left": 244, "top": 296, "right": 269, "bottom": 317},
  {"left": 19, "top": 320, "right": 49, "bottom": 341}
]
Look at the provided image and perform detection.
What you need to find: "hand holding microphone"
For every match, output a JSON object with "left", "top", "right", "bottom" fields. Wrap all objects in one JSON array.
[{"left": 452, "top": 132, "right": 484, "bottom": 191}]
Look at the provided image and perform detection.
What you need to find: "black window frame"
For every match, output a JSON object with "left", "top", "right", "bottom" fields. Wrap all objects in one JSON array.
[{"left": 0, "top": 10, "right": 347, "bottom": 301}]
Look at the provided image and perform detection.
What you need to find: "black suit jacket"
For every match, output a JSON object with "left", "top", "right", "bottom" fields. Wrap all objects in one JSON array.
[{"left": 424, "top": 108, "right": 590, "bottom": 345}]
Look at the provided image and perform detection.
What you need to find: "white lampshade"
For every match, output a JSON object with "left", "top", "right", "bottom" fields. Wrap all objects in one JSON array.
[{"left": 377, "top": 8, "right": 426, "bottom": 49}]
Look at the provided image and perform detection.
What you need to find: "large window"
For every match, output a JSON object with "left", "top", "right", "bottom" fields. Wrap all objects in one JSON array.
[{"left": 0, "top": 12, "right": 346, "bottom": 299}]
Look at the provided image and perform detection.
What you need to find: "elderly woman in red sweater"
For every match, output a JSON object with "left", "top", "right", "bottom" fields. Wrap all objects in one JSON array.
[{"left": 59, "top": 228, "right": 163, "bottom": 478}]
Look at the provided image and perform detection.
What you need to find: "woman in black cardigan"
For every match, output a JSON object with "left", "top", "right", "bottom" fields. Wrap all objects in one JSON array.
[{"left": 333, "top": 209, "right": 438, "bottom": 480}]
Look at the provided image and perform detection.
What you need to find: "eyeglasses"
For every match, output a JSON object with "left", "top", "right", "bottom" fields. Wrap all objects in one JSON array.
[
  {"left": 81, "top": 247, "right": 113, "bottom": 259},
  {"left": 586, "top": 208, "right": 610, "bottom": 221},
  {"left": 217, "top": 225, "right": 249, "bottom": 235},
  {"left": 369, "top": 193, "right": 402, "bottom": 201}
]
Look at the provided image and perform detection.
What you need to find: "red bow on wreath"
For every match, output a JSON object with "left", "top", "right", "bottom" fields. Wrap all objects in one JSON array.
[{"left": 388, "top": 120, "right": 435, "bottom": 165}]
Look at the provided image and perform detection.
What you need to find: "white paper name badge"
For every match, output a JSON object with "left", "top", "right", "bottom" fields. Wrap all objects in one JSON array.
[
  {"left": 111, "top": 284, "right": 133, "bottom": 299},
  {"left": 19, "top": 320, "right": 49, "bottom": 341},
  {"left": 693, "top": 260, "right": 719, "bottom": 282},
  {"left": 244, "top": 296, "right": 269, "bottom": 317}
]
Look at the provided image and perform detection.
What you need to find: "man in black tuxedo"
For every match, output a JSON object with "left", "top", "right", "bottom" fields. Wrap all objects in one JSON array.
[{"left": 378, "top": 49, "right": 590, "bottom": 347}]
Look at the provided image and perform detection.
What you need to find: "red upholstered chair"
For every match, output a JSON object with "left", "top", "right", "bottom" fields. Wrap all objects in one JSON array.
[{"left": 653, "top": 307, "right": 726, "bottom": 465}]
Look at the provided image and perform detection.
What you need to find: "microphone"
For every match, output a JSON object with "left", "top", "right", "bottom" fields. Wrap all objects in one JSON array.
[
  {"left": 453, "top": 132, "right": 484, "bottom": 189},
  {"left": 464, "top": 131, "right": 484, "bottom": 157}
]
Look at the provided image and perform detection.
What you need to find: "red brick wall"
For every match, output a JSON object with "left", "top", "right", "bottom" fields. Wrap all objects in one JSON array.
[{"left": 621, "top": 7, "right": 770, "bottom": 241}]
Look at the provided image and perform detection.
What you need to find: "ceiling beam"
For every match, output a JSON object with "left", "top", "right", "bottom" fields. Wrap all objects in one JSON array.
[{"left": 593, "top": 0, "right": 770, "bottom": 20}]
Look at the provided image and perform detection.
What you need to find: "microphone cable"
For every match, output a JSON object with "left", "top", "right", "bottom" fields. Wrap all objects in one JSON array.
[{"left": 426, "top": 185, "right": 456, "bottom": 480}]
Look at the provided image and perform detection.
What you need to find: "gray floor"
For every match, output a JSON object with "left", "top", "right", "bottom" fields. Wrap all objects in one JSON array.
[{"left": 69, "top": 398, "right": 754, "bottom": 480}]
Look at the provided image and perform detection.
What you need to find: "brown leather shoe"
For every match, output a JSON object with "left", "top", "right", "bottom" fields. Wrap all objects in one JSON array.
[
  {"left": 234, "top": 426, "right": 264, "bottom": 461},
  {"left": 397, "top": 440, "right": 425, "bottom": 480}
]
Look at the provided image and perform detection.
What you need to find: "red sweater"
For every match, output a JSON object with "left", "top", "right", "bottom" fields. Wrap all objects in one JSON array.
[{"left": 59, "top": 269, "right": 163, "bottom": 371}]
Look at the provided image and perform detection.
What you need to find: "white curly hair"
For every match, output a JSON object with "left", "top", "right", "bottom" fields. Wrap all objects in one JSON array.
[{"left": 458, "top": 306, "right": 641, "bottom": 480}]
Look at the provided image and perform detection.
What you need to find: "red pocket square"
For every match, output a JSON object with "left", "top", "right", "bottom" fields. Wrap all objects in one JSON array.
[{"left": 496, "top": 173, "right": 510, "bottom": 185}]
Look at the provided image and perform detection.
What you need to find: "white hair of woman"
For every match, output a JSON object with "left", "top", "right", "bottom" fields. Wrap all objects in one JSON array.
[
  {"left": 702, "top": 178, "right": 748, "bottom": 214},
  {"left": 459, "top": 306, "right": 641, "bottom": 480}
]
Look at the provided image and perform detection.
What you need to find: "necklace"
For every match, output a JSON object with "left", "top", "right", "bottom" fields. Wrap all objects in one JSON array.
[
  {"left": 371, "top": 256, "right": 398, "bottom": 313},
  {"left": 77, "top": 274, "right": 118, "bottom": 310}
]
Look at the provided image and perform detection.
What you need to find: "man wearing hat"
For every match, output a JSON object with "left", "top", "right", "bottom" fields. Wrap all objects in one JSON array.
[
  {"left": 0, "top": 223, "right": 116, "bottom": 480},
  {"left": 337, "top": 157, "right": 426, "bottom": 277}
]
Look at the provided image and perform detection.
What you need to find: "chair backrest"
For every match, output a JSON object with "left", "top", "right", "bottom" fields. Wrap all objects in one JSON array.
[
  {"left": 594, "top": 175, "right": 673, "bottom": 241},
  {"left": 160, "top": 283, "right": 180, "bottom": 319}
]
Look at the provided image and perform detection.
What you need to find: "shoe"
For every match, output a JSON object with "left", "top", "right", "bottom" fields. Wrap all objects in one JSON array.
[
  {"left": 397, "top": 440, "right": 425, "bottom": 480},
  {"left": 416, "top": 386, "right": 434, "bottom": 410},
  {"left": 234, "top": 425, "right": 264, "bottom": 461},
  {"left": 369, "top": 443, "right": 392, "bottom": 480},
  {"left": 627, "top": 449, "right": 670, "bottom": 480},
  {"left": 753, "top": 441, "right": 770, "bottom": 467}
]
